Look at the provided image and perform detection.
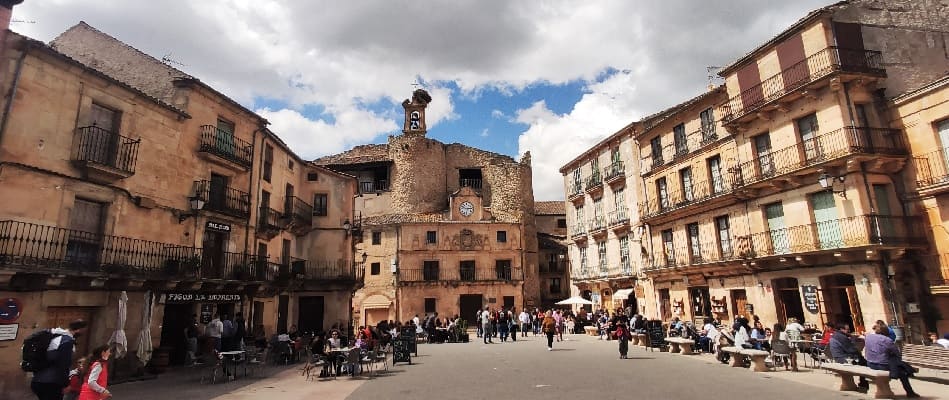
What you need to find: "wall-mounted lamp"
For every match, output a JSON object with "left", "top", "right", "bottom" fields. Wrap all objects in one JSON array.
[
  {"left": 636, "top": 225, "right": 647, "bottom": 239},
  {"left": 757, "top": 281, "right": 764, "bottom": 290},
  {"left": 178, "top": 195, "right": 206, "bottom": 223},
  {"left": 860, "top": 274, "right": 871, "bottom": 288},
  {"left": 818, "top": 172, "right": 847, "bottom": 198}
]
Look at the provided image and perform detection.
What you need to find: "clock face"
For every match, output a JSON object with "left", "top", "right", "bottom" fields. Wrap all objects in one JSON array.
[{"left": 459, "top": 201, "right": 474, "bottom": 217}]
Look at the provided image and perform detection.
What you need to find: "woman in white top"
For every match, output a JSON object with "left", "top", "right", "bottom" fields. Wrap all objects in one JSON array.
[{"left": 773, "top": 323, "right": 798, "bottom": 371}]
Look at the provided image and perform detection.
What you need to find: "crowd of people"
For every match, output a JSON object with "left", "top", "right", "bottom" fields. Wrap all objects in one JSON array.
[{"left": 28, "top": 319, "right": 115, "bottom": 400}]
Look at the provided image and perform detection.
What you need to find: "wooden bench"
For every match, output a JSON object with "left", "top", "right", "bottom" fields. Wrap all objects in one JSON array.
[
  {"left": 665, "top": 337, "right": 695, "bottom": 355},
  {"left": 718, "top": 346, "right": 769, "bottom": 372},
  {"left": 584, "top": 326, "right": 598, "bottom": 336},
  {"left": 822, "top": 363, "right": 893, "bottom": 399},
  {"left": 901, "top": 343, "right": 949, "bottom": 370}
]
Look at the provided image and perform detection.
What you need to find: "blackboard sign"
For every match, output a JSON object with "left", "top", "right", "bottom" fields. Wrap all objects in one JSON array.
[
  {"left": 646, "top": 320, "right": 665, "bottom": 350},
  {"left": 801, "top": 285, "right": 819, "bottom": 314},
  {"left": 200, "top": 304, "right": 213, "bottom": 324}
]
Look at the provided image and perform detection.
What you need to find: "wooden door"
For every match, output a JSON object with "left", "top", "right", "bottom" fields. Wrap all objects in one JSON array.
[
  {"left": 765, "top": 203, "right": 789, "bottom": 254},
  {"left": 873, "top": 184, "right": 894, "bottom": 239},
  {"left": 67, "top": 199, "right": 105, "bottom": 269},
  {"left": 810, "top": 191, "right": 842, "bottom": 249},
  {"left": 216, "top": 118, "right": 235, "bottom": 155},
  {"left": 731, "top": 290, "right": 747, "bottom": 320},
  {"left": 45, "top": 307, "right": 94, "bottom": 358}
]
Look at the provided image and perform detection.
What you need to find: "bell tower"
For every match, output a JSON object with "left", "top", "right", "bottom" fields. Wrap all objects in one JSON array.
[{"left": 401, "top": 88, "right": 431, "bottom": 135}]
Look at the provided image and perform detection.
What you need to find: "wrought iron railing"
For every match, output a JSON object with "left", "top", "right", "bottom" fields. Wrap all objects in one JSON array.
[
  {"left": 301, "top": 259, "right": 360, "bottom": 281},
  {"left": 258, "top": 207, "right": 283, "bottom": 231},
  {"left": 460, "top": 178, "right": 483, "bottom": 189},
  {"left": 608, "top": 209, "right": 629, "bottom": 227},
  {"left": 400, "top": 265, "right": 523, "bottom": 282},
  {"left": 920, "top": 253, "right": 949, "bottom": 287},
  {"left": 358, "top": 180, "right": 390, "bottom": 194},
  {"left": 568, "top": 183, "right": 584, "bottom": 199},
  {"left": 198, "top": 125, "right": 253, "bottom": 168},
  {"left": 284, "top": 196, "right": 313, "bottom": 227},
  {"left": 570, "top": 225, "right": 587, "bottom": 240},
  {"left": 645, "top": 240, "right": 738, "bottom": 271},
  {"left": 736, "top": 215, "right": 924, "bottom": 259},
  {"left": 913, "top": 147, "right": 949, "bottom": 188},
  {"left": 641, "top": 127, "right": 724, "bottom": 175},
  {"left": 588, "top": 216, "right": 607, "bottom": 233},
  {"left": 193, "top": 180, "right": 251, "bottom": 218},
  {"left": 585, "top": 173, "right": 603, "bottom": 191},
  {"left": 719, "top": 47, "right": 885, "bottom": 123},
  {"left": 641, "top": 174, "right": 736, "bottom": 220},
  {"left": 732, "top": 127, "right": 906, "bottom": 188},
  {"left": 0, "top": 220, "right": 195, "bottom": 277},
  {"left": 604, "top": 161, "right": 625, "bottom": 181},
  {"left": 74, "top": 126, "right": 140, "bottom": 174}
]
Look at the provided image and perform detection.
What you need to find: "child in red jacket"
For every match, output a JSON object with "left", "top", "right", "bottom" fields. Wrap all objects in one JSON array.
[{"left": 63, "top": 357, "right": 87, "bottom": 400}]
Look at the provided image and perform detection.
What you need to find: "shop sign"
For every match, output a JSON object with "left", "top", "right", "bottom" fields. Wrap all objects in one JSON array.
[
  {"left": 206, "top": 221, "right": 231, "bottom": 232},
  {"left": 165, "top": 292, "right": 242, "bottom": 303},
  {"left": 744, "top": 303, "right": 754, "bottom": 315},
  {"left": 801, "top": 285, "right": 820, "bottom": 314},
  {"left": 0, "top": 324, "right": 18, "bottom": 341}
]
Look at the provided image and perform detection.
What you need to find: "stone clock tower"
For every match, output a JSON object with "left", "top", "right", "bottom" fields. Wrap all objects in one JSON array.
[{"left": 401, "top": 88, "right": 431, "bottom": 135}]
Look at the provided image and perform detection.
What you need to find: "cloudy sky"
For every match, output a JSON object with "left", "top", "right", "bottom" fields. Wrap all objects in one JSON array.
[{"left": 13, "top": 0, "right": 831, "bottom": 200}]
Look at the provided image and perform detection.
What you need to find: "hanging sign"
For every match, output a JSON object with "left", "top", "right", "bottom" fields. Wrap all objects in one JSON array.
[
  {"left": 206, "top": 221, "right": 231, "bottom": 232},
  {"left": 801, "top": 285, "right": 820, "bottom": 314},
  {"left": 0, "top": 324, "right": 18, "bottom": 341},
  {"left": 166, "top": 292, "right": 242, "bottom": 303}
]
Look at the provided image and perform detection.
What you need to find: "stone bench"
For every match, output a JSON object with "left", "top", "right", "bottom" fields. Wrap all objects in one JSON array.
[
  {"left": 584, "top": 326, "right": 598, "bottom": 336},
  {"left": 822, "top": 363, "right": 894, "bottom": 399},
  {"left": 665, "top": 337, "right": 695, "bottom": 355},
  {"left": 719, "top": 347, "right": 770, "bottom": 372},
  {"left": 633, "top": 333, "right": 647, "bottom": 347}
]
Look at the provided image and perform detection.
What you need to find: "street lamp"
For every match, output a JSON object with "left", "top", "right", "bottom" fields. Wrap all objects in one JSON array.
[
  {"left": 178, "top": 195, "right": 206, "bottom": 223},
  {"left": 818, "top": 172, "right": 847, "bottom": 198}
]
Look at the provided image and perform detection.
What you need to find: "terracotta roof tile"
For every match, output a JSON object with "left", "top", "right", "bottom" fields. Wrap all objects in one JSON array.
[
  {"left": 534, "top": 201, "right": 565, "bottom": 216},
  {"left": 312, "top": 144, "right": 391, "bottom": 165}
]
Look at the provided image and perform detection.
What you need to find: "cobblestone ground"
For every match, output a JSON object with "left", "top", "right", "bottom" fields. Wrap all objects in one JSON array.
[{"left": 109, "top": 333, "right": 949, "bottom": 400}]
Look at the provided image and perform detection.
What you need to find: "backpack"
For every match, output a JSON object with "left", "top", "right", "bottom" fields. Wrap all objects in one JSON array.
[{"left": 21, "top": 329, "right": 60, "bottom": 372}]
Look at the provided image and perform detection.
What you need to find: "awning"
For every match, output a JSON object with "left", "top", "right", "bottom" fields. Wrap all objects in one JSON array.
[
  {"left": 362, "top": 294, "right": 392, "bottom": 309},
  {"left": 613, "top": 288, "right": 634, "bottom": 300}
]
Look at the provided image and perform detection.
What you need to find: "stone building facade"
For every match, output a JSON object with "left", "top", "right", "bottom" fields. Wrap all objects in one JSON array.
[
  {"left": 561, "top": 0, "right": 949, "bottom": 341},
  {"left": 559, "top": 120, "right": 642, "bottom": 313},
  {"left": 534, "top": 201, "right": 570, "bottom": 308},
  {"left": 0, "top": 18, "right": 358, "bottom": 398},
  {"left": 315, "top": 90, "right": 539, "bottom": 326}
]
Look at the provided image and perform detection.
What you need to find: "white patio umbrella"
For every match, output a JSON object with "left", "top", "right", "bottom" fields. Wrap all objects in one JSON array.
[
  {"left": 555, "top": 296, "right": 595, "bottom": 305},
  {"left": 136, "top": 291, "right": 155, "bottom": 366},
  {"left": 108, "top": 291, "right": 128, "bottom": 358}
]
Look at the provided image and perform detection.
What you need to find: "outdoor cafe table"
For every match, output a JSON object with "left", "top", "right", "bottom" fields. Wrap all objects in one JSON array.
[{"left": 218, "top": 350, "right": 245, "bottom": 379}]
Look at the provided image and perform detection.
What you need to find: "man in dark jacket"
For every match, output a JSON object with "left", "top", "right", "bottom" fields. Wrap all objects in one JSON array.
[
  {"left": 829, "top": 322, "right": 869, "bottom": 390},
  {"left": 31, "top": 320, "right": 88, "bottom": 400}
]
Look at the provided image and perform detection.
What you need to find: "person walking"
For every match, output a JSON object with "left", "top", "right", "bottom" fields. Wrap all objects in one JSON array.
[
  {"left": 614, "top": 321, "right": 632, "bottom": 359},
  {"left": 475, "top": 310, "right": 483, "bottom": 338},
  {"left": 482, "top": 307, "right": 494, "bottom": 344},
  {"left": 865, "top": 321, "right": 920, "bottom": 398},
  {"left": 184, "top": 314, "right": 199, "bottom": 365},
  {"left": 509, "top": 308, "right": 517, "bottom": 342},
  {"left": 206, "top": 313, "right": 224, "bottom": 352},
  {"left": 78, "top": 345, "right": 112, "bottom": 400},
  {"left": 518, "top": 309, "right": 531, "bottom": 338},
  {"left": 31, "top": 320, "right": 88, "bottom": 400},
  {"left": 542, "top": 311, "right": 557, "bottom": 351}
]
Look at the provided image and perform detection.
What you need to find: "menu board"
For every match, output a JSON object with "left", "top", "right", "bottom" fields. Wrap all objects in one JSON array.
[{"left": 801, "top": 285, "right": 820, "bottom": 314}]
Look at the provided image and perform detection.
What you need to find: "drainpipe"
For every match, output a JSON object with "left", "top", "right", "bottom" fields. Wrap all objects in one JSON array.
[
  {"left": 245, "top": 126, "right": 263, "bottom": 256},
  {"left": 0, "top": 43, "right": 26, "bottom": 154}
]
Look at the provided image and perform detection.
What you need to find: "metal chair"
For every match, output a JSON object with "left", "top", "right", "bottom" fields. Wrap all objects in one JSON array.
[
  {"left": 373, "top": 346, "right": 388, "bottom": 372},
  {"left": 770, "top": 340, "right": 793, "bottom": 370}
]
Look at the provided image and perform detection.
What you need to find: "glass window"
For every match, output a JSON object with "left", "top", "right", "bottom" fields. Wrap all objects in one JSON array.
[
  {"left": 619, "top": 236, "right": 630, "bottom": 274},
  {"left": 708, "top": 155, "right": 724, "bottom": 194},
  {"left": 687, "top": 223, "right": 701, "bottom": 262},
  {"left": 370, "top": 262, "right": 380, "bottom": 275},
  {"left": 371, "top": 231, "right": 381, "bottom": 245},
  {"left": 426, "top": 231, "right": 437, "bottom": 244},
  {"left": 423, "top": 260, "right": 439, "bottom": 281},
  {"left": 312, "top": 194, "right": 327, "bottom": 216},
  {"left": 662, "top": 229, "right": 675, "bottom": 266},
  {"left": 674, "top": 123, "right": 687, "bottom": 156},
  {"left": 497, "top": 231, "right": 507, "bottom": 243},
  {"left": 680, "top": 167, "right": 694, "bottom": 202},
  {"left": 424, "top": 298, "right": 436, "bottom": 313},
  {"left": 716, "top": 216, "right": 732, "bottom": 258}
]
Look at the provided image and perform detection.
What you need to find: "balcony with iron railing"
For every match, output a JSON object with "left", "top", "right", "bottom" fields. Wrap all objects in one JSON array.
[
  {"left": 639, "top": 174, "right": 736, "bottom": 223},
  {"left": 358, "top": 180, "right": 390, "bottom": 194},
  {"left": 588, "top": 216, "right": 608, "bottom": 236},
  {"left": 72, "top": 126, "right": 140, "bottom": 182},
  {"left": 198, "top": 125, "right": 254, "bottom": 170},
  {"left": 643, "top": 240, "right": 739, "bottom": 272},
  {"left": 913, "top": 147, "right": 949, "bottom": 193},
  {"left": 607, "top": 209, "right": 630, "bottom": 230},
  {"left": 568, "top": 183, "right": 585, "bottom": 203},
  {"left": 460, "top": 178, "right": 483, "bottom": 189},
  {"left": 737, "top": 215, "right": 925, "bottom": 260},
  {"left": 399, "top": 265, "right": 524, "bottom": 282},
  {"left": 570, "top": 224, "right": 588, "bottom": 242},
  {"left": 256, "top": 207, "right": 285, "bottom": 239},
  {"left": 732, "top": 127, "right": 906, "bottom": 192},
  {"left": 193, "top": 180, "right": 251, "bottom": 219},
  {"left": 284, "top": 196, "right": 313, "bottom": 234},
  {"left": 641, "top": 128, "right": 724, "bottom": 176},
  {"left": 719, "top": 47, "right": 885, "bottom": 125},
  {"left": 603, "top": 161, "right": 626, "bottom": 184},
  {"left": 585, "top": 173, "right": 603, "bottom": 193},
  {"left": 299, "top": 259, "right": 362, "bottom": 282}
]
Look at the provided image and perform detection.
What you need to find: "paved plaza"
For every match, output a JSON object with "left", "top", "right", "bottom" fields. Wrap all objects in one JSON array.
[{"left": 107, "top": 332, "right": 949, "bottom": 400}]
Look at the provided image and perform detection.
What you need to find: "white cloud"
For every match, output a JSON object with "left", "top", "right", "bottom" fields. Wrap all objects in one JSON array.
[
  {"left": 480, "top": 129, "right": 490, "bottom": 137},
  {"left": 491, "top": 109, "right": 505, "bottom": 119},
  {"left": 12, "top": 0, "right": 833, "bottom": 198}
]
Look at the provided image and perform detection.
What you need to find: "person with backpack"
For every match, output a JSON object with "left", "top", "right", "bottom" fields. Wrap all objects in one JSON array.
[
  {"left": 27, "top": 319, "right": 88, "bottom": 400},
  {"left": 614, "top": 321, "right": 632, "bottom": 359},
  {"left": 78, "top": 345, "right": 112, "bottom": 400}
]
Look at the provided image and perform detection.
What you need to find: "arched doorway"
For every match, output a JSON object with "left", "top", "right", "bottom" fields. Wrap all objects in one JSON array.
[
  {"left": 773, "top": 277, "right": 804, "bottom": 324},
  {"left": 820, "top": 274, "right": 863, "bottom": 332}
]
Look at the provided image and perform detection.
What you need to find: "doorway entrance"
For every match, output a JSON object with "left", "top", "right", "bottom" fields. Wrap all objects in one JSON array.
[
  {"left": 689, "top": 286, "right": 711, "bottom": 324},
  {"left": 160, "top": 303, "right": 193, "bottom": 365},
  {"left": 45, "top": 307, "right": 95, "bottom": 360},
  {"left": 459, "top": 294, "right": 483, "bottom": 327},
  {"left": 773, "top": 277, "right": 804, "bottom": 324},
  {"left": 202, "top": 229, "right": 228, "bottom": 279},
  {"left": 658, "top": 289, "right": 671, "bottom": 321},
  {"left": 277, "top": 295, "right": 289, "bottom": 334},
  {"left": 298, "top": 296, "right": 324, "bottom": 335},
  {"left": 820, "top": 274, "right": 863, "bottom": 332},
  {"left": 730, "top": 289, "right": 748, "bottom": 320}
]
